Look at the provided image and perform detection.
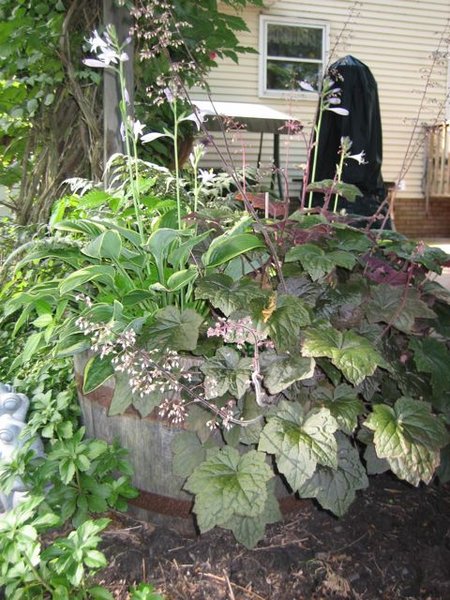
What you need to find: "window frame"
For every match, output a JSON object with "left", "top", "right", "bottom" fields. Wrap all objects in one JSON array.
[{"left": 258, "top": 14, "right": 329, "bottom": 99}]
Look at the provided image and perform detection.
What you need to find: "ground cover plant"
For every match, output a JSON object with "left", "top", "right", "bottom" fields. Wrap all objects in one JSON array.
[{"left": 0, "top": 7, "right": 449, "bottom": 599}]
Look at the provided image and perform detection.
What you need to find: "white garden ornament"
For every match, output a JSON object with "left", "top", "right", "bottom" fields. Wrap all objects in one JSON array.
[{"left": 0, "top": 384, "right": 44, "bottom": 515}]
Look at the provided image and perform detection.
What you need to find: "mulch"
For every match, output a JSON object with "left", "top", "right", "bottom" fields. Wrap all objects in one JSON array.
[{"left": 96, "top": 473, "right": 450, "bottom": 599}]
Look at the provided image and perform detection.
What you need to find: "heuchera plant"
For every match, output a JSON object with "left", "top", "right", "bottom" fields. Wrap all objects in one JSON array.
[{"left": 1, "top": 26, "right": 449, "bottom": 551}]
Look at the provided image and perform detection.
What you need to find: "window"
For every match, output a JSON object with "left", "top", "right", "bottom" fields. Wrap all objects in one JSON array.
[{"left": 259, "top": 15, "right": 328, "bottom": 98}]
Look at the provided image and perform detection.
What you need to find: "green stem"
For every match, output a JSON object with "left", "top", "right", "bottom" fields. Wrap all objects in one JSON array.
[
  {"left": 332, "top": 149, "right": 346, "bottom": 213},
  {"left": 117, "top": 60, "right": 145, "bottom": 245},
  {"left": 193, "top": 164, "right": 199, "bottom": 214},
  {"left": 172, "top": 100, "right": 182, "bottom": 230},
  {"left": 307, "top": 99, "right": 324, "bottom": 209},
  {"left": 22, "top": 553, "right": 54, "bottom": 595}
]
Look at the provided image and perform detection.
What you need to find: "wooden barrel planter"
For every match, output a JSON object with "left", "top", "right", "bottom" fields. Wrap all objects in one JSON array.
[
  {"left": 74, "top": 352, "right": 199, "bottom": 531},
  {"left": 74, "top": 353, "right": 305, "bottom": 530}
]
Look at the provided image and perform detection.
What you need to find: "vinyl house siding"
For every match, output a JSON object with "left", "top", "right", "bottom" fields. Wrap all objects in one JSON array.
[{"left": 190, "top": 0, "right": 450, "bottom": 234}]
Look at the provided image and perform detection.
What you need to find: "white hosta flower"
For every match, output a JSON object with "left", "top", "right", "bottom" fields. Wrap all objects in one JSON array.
[
  {"left": 132, "top": 119, "right": 145, "bottom": 139},
  {"left": 87, "top": 30, "right": 109, "bottom": 53},
  {"left": 348, "top": 150, "right": 368, "bottom": 165},
  {"left": 141, "top": 131, "right": 167, "bottom": 144},
  {"left": 299, "top": 80, "right": 316, "bottom": 92},
  {"left": 83, "top": 58, "right": 112, "bottom": 69},
  {"left": 181, "top": 108, "right": 215, "bottom": 131},
  {"left": 164, "top": 87, "right": 174, "bottom": 103},
  {"left": 198, "top": 168, "right": 215, "bottom": 185},
  {"left": 326, "top": 106, "right": 349, "bottom": 116},
  {"left": 83, "top": 27, "right": 129, "bottom": 69}
]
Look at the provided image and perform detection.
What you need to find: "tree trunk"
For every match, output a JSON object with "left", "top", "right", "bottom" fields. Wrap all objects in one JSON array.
[{"left": 103, "top": 0, "right": 134, "bottom": 164}]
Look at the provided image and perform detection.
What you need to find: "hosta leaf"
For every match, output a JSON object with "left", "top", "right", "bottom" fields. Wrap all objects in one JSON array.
[
  {"left": 314, "top": 384, "right": 364, "bottom": 434},
  {"left": 258, "top": 401, "right": 338, "bottom": 490},
  {"left": 200, "top": 347, "right": 253, "bottom": 399},
  {"left": 365, "top": 397, "right": 449, "bottom": 485},
  {"left": 59, "top": 265, "right": 116, "bottom": 295},
  {"left": 82, "top": 230, "right": 122, "bottom": 261},
  {"left": 83, "top": 355, "right": 114, "bottom": 394},
  {"left": 285, "top": 243, "right": 356, "bottom": 281},
  {"left": 365, "top": 284, "right": 435, "bottom": 333},
  {"left": 172, "top": 432, "right": 206, "bottom": 478},
  {"left": 145, "top": 228, "right": 183, "bottom": 271},
  {"left": 202, "top": 232, "right": 265, "bottom": 268},
  {"left": 146, "top": 306, "right": 203, "bottom": 351},
  {"left": 184, "top": 447, "right": 273, "bottom": 533},
  {"left": 260, "top": 351, "right": 315, "bottom": 395},
  {"left": 297, "top": 433, "right": 369, "bottom": 517},
  {"left": 221, "top": 479, "right": 282, "bottom": 548},
  {"left": 302, "top": 326, "right": 385, "bottom": 385},
  {"left": 168, "top": 229, "right": 211, "bottom": 267},
  {"left": 195, "top": 274, "right": 267, "bottom": 317},
  {"left": 165, "top": 266, "right": 199, "bottom": 291},
  {"left": 409, "top": 337, "right": 450, "bottom": 397},
  {"left": 266, "top": 295, "right": 310, "bottom": 350}
]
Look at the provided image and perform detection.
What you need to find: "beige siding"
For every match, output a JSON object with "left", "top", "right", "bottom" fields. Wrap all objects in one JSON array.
[{"left": 189, "top": 0, "right": 450, "bottom": 200}]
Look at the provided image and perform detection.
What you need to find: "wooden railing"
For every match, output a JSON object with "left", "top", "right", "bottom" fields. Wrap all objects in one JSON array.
[{"left": 425, "top": 121, "right": 450, "bottom": 202}]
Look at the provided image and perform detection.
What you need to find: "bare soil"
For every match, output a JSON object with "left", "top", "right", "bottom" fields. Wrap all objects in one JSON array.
[{"left": 97, "top": 473, "right": 450, "bottom": 600}]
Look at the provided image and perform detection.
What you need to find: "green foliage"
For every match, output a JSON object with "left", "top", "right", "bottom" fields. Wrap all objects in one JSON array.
[
  {"left": 1, "top": 16, "right": 449, "bottom": 556},
  {"left": 200, "top": 347, "right": 253, "bottom": 399},
  {"left": 0, "top": 495, "right": 113, "bottom": 599},
  {"left": 365, "top": 397, "right": 449, "bottom": 485},
  {"left": 259, "top": 401, "right": 339, "bottom": 491},
  {"left": 130, "top": 583, "right": 165, "bottom": 600},
  {"left": 296, "top": 433, "right": 369, "bottom": 517},
  {"left": 184, "top": 446, "right": 277, "bottom": 548}
]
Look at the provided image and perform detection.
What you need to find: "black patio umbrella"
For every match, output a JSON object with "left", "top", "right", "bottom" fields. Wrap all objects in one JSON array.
[{"left": 311, "top": 55, "right": 387, "bottom": 224}]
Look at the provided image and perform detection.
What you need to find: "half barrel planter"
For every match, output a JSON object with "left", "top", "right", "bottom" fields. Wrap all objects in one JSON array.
[{"left": 74, "top": 352, "right": 304, "bottom": 530}]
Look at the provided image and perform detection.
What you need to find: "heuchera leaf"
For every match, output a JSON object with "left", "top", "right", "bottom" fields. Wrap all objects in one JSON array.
[
  {"left": 437, "top": 445, "right": 450, "bottom": 484},
  {"left": 297, "top": 433, "right": 369, "bottom": 517},
  {"left": 285, "top": 243, "right": 357, "bottom": 281},
  {"left": 200, "top": 347, "right": 253, "bottom": 399},
  {"left": 302, "top": 326, "right": 386, "bottom": 386},
  {"left": 260, "top": 351, "right": 315, "bottom": 395},
  {"left": 172, "top": 432, "right": 206, "bottom": 478},
  {"left": 409, "top": 337, "right": 450, "bottom": 398},
  {"left": 258, "top": 400, "right": 338, "bottom": 491},
  {"left": 108, "top": 373, "right": 134, "bottom": 415},
  {"left": 365, "top": 397, "right": 450, "bottom": 486},
  {"left": 184, "top": 447, "right": 273, "bottom": 533},
  {"left": 220, "top": 479, "right": 281, "bottom": 548},
  {"left": 365, "top": 284, "right": 435, "bottom": 333},
  {"left": 266, "top": 295, "right": 310, "bottom": 351},
  {"left": 145, "top": 306, "right": 203, "bottom": 351},
  {"left": 195, "top": 274, "right": 267, "bottom": 317},
  {"left": 314, "top": 383, "right": 364, "bottom": 434}
]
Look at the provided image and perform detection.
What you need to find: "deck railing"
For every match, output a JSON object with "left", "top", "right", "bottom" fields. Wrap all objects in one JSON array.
[{"left": 425, "top": 121, "right": 450, "bottom": 202}]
